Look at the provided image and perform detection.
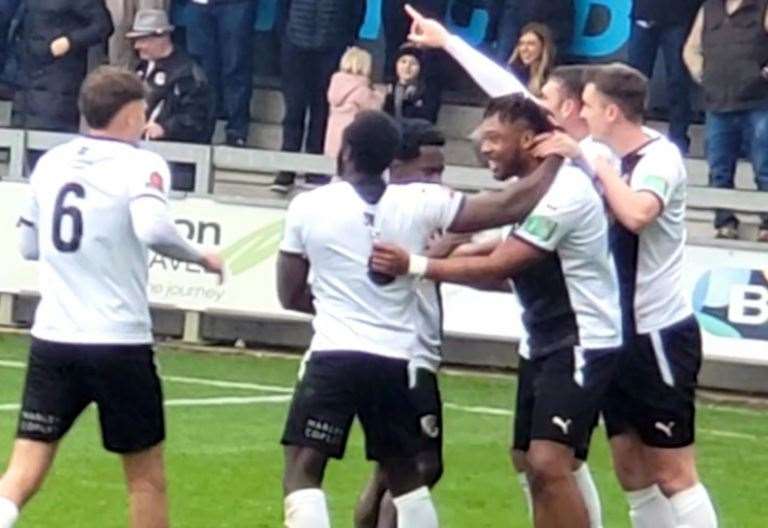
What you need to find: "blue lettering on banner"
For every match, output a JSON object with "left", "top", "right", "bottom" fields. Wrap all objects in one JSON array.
[{"left": 175, "top": 0, "right": 633, "bottom": 59}]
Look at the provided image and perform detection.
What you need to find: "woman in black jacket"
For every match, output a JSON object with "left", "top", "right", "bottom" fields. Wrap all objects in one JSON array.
[{"left": 12, "top": 0, "right": 113, "bottom": 132}]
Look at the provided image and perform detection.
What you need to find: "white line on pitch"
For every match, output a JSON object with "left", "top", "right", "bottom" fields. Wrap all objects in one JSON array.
[
  {"left": 162, "top": 375, "right": 294, "bottom": 394},
  {"left": 0, "top": 395, "right": 292, "bottom": 413},
  {"left": 0, "top": 358, "right": 764, "bottom": 439},
  {"left": 0, "top": 361, "right": 293, "bottom": 394}
]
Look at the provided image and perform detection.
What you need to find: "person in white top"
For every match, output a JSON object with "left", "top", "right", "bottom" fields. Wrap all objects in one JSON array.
[
  {"left": 353, "top": 118, "right": 466, "bottom": 528},
  {"left": 0, "top": 67, "right": 223, "bottom": 528},
  {"left": 277, "top": 110, "right": 562, "bottom": 528},
  {"left": 371, "top": 94, "right": 622, "bottom": 528},
  {"left": 538, "top": 63, "right": 718, "bottom": 528},
  {"left": 401, "top": 8, "right": 612, "bottom": 526}
]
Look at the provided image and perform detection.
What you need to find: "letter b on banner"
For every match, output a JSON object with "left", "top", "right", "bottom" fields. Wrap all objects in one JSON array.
[{"left": 729, "top": 285, "right": 768, "bottom": 326}]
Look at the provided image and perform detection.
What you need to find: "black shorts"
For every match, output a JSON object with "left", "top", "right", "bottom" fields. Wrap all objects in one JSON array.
[
  {"left": 410, "top": 366, "right": 443, "bottom": 455},
  {"left": 604, "top": 315, "right": 702, "bottom": 448},
  {"left": 281, "top": 351, "right": 436, "bottom": 462},
  {"left": 513, "top": 346, "right": 618, "bottom": 456},
  {"left": 17, "top": 338, "right": 165, "bottom": 454}
]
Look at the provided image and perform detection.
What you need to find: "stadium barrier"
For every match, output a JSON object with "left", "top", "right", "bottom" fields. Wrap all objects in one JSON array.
[{"left": 0, "top": 130, "right": 766, "bottom": 394}]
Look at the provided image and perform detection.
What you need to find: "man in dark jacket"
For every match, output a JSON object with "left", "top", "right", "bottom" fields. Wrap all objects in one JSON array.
[
  {"left": 129, "top": 9, "right": 214, "bottom": 144},
  {"left": 12, "top": 0, "right": 113, "bottom": 132},
  {"left": 186, "top": 0, "right": 257, "bottom": 147},
  {"left": 628, "top": 0, "right": 703, "bottom": 155},
  {"left": 270, "top": 0, "right": 366, "bottom": 192}
]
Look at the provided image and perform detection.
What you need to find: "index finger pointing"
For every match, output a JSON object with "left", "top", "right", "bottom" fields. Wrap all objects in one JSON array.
[{"left": 404, "top": 4, "right": 424, "bottom": 22}]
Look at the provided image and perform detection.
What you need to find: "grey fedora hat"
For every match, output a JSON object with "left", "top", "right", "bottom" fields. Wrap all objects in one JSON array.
[{"left": 126, "top": 9, "right": 175, "bottom": 39}]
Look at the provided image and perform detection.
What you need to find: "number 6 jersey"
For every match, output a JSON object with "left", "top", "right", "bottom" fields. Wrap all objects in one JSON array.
[{"left": 20, "top": 136, "right": 172, "bottom": 345}]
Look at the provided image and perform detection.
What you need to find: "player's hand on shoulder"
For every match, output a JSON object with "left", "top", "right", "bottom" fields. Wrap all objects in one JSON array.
[
  {"left": 371, "top": 241, "right": 411, "bottom": 277},
  {"left": 200, "top": 252, "right": 225, "bottom": 284},
  {"left": 532, "top": 132, "right": 581, "bottom": 160}
]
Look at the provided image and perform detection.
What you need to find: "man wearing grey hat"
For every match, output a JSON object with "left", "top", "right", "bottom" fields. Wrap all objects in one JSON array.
[
  {"left": 106, "top": 0, "right": 168, "bottom": 69},
  {"left": 128, "top": 8, "right": 214, "bottom": 145}
]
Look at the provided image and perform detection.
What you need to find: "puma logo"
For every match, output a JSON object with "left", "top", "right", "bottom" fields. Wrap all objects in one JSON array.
[
  {"left": 552, "top": 416, "right": 572, "bottom": 435},
  {"left": 655, "top": 421, "right": 675, "bottom": 438},
  {"left": 420, "top": 415, "right": 440, "bottom": 439}
]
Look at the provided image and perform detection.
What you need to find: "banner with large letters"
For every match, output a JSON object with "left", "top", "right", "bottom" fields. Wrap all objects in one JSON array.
[{"left": 0, "top": 182, "right": 766, "bottom": 365}]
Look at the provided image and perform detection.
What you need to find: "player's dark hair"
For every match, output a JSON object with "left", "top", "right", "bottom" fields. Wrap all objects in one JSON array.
[
  {"left": 79, "top": 66, "right": 146, "bottom": 129},
  {"left": 342, "top": 111, "right": 402, "bottom": 174},
  {"left": 484, "top": 93, "right": 555, "bottom": 134},
  {"left": 586, "top": 63, "right": 648, "bottom": 123},
  {"left": 549, "top": 65, "right": 591, "bottom": 101},
  {"left": 395, "top": 118, "right": 445, "bottom": 161}
]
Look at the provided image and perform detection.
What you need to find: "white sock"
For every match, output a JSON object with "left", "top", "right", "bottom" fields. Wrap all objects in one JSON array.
[
  {"left": 517, "top": 472, "right": 533, "bottom": 520},
  {"left": 573, "top": 464, "right": 603, "bottom": 528},
  {"left": 0, "top": 497, "right": 19, "bottom": 528},
  {"left": 392, "top": 486, "right": 438, "bottom": 528},
  {"left": 626, "top": 485, "right": 676, "bottom": 528},
  {"left": 670, "top": 483, "right": 718, "bottom": 528},
  {"left": 284, "top": 488, "right": 330, "bottom": 528}
]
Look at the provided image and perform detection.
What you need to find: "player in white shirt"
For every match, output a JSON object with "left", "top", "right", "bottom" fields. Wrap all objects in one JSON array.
[
  {"left": 277, "top": 110, "right": 562, "bottom": 528},
  {"left": 0, "top": 67, "right": 222, "bottom": 528},
  {"left": 371, "top": 95, "right": 622, "bottom": 528},
  {"left": 353, "top": 119, "right": 464, "bottom": 528},
  {"left": 401, "top": 10, "right": 612, "bottom": 525},
  {"left": 538, "top": 63, "right": 718, "bottom": 528}
]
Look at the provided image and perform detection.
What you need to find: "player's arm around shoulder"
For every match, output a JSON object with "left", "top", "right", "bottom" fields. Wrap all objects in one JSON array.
[{"left": 592, "top": 154, "right": 664, "bottom": 234}]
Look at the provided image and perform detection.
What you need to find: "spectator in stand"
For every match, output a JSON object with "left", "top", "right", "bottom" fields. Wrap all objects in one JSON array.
[
  {"left": 506, "top": 23, "right": 555, "bottom": 96},
  {"left": 684, "top": 0, "right": 768, "bottom": 241},
  {"left": 628, "top": 0, "right": 702, "bottom": 155},
  {"left": 186, "top": 0, "right": 257, "bottom": 147},
  {"left": 271, "top": 0, "right": 365, "bottom": 193},
  {"left": 129, "top": 9, "right": 214, "bottom": 144},
  {"left": 12, "top": 0, "right": 113, "bottom": 132},
  {"left": 382, "top": 0, "right": 447, "bottom": 79},
  {"left": 324, "top": 46, "right": 384, "bottom": 160},
  {"left": 494, "top": 0, "right": 574, "bottom": 65},
  {"left": 0, "top": 0, "right": 21, "bottom": 100},
  {"left": 105, "top": 0, "right": 168, "bottom": 69},
  {"left": 383, "top": 45, "right": 441, "bottom": 122}
]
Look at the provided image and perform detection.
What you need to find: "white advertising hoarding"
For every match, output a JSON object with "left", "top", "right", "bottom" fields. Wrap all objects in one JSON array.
[{"left": 0, "top": 182, "right": 766, "bottom": 365}]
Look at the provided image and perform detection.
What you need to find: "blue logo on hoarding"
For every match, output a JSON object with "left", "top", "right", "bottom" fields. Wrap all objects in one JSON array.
[{"left": 693, "top": 268, "right": 768, "bottom": 341}]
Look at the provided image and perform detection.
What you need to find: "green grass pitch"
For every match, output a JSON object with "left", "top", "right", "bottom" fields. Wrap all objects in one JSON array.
[{"left": 0, "top": 333, "right": 765, "bottom": 527}]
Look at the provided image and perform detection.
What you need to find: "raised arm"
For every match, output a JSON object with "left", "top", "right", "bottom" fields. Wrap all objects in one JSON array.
[
  {"left": 448, "top": 155, "right": 562, "bottom": 233},
  {"left": 405, "top": 4, "right": 534, "bottom": 100}
]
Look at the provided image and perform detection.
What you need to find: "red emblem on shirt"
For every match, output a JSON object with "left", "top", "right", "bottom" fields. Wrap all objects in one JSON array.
[{"left": 147, "top": 171, "right": 164, "bottom": 191}]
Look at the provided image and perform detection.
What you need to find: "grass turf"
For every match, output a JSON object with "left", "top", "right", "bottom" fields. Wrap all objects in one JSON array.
[{"left": 0, "top": 333, "right": 766, "bottom": 526}]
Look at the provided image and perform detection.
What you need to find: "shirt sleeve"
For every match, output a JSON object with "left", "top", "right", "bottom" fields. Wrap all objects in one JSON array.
[
  {"left": 421, "top": 185, "right": 465, "bottom": 233},
  {"left": 514, "top": 178, "right": 583, "bottom": 252},
  {"left": 127, "top": 152, "right": 171, "bottom": 203},
  {"left": 631, "top": 148, "right": 682, "bottom": 208},
  {"left": 444, "top": 35, "right": 533, "bottom": 99},
  {"left": 280, "top": 194, "right": 308, "bottom": 255},
  {"left": 17, "top": 192, "right": 40, "bottom": 260}
]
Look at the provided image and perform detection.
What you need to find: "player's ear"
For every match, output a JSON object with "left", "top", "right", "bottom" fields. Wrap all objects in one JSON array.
[
  {"left": 519, "top": 129, "right": 536, "bottom": 150},
  {"left": 561, "top": 99, "right": 575, "bottom": 119}
]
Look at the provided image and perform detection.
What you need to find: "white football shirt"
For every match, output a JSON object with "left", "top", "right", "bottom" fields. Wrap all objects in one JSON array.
[
  {"left": 22, "top": 136, "right": 171, "bottom": 344},
  {"left": 280, "top": 181, "right": 463, "bottom": 361},
  {"left": 511, "top": 163, "right": 622, "bottom": 356},
  {"left": 613, "top": 129, "right": 692, "bottom": 334}
]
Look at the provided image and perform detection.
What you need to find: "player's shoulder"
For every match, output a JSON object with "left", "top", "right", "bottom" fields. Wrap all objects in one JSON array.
[
  {"left": 385, "top": 182, "right": 453, "bottom": 201},
  {"left": 639, "top": 128, "right": 684, "bottom": 165},
  {"left": 287, "top": 181, "right": 347, "bottom": 212}
]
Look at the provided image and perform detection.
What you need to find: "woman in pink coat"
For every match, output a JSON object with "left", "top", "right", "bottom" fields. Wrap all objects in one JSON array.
[{"left": 324, "top": 47, "right": 384, "bottom": 158}]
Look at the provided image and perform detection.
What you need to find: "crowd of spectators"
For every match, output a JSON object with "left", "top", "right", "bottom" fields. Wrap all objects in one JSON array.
[{"left": 0, "top": 0, "right": 765, "bottom": 240}]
